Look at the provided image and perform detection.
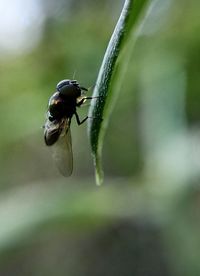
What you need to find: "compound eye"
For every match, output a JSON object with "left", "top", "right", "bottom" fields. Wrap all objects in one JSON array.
[{"left": 56, "top": 79, "right": 70, "bottom": 92}]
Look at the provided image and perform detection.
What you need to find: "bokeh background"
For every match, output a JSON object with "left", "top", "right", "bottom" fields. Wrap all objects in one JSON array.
[{"left": 0, "top": 0, "right": 200, "bottom": 275}]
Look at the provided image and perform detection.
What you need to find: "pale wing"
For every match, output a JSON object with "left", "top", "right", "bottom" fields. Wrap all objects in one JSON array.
[{"left": 51, "top": 126, "right": 73, "bottom": 177}]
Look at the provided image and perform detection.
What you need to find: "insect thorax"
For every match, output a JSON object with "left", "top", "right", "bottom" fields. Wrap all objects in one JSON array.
[{"left": 48, "top": 93, "right": 77, "bottom": 120}]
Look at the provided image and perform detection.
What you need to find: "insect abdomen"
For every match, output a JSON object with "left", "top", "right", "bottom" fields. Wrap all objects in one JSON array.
[{"left": 44, "top": 126, "right": 61, "bottom": 146}]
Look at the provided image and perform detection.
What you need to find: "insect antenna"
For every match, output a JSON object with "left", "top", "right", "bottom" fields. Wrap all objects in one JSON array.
[{"left": 72, "top": 69, "right": 77, "bottom": 80}]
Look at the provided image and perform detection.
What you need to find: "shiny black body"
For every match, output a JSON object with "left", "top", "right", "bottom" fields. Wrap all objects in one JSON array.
[{"left": 44, "top": 79, "right": 89, "bottom": 146}]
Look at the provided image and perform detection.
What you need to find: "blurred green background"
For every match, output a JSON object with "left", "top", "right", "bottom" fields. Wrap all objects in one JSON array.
[{"left": 0, "top": 0, "right": 200, "bottom": 275}]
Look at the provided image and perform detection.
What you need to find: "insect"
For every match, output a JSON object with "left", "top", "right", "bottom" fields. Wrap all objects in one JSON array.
[{"left": 44, "top": 79, "right": 93, "bottom": 176}]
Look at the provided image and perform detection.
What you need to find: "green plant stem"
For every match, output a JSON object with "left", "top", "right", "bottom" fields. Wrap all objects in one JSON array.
[{"left": 88, "top": 0, "right": 148, "bottom": 185}]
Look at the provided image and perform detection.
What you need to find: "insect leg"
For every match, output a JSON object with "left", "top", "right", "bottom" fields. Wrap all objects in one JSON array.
[
  {"left": 75, "top": 112, "right": 88, "bottom": 125},
  {"left": 77, "top": 96, "right": 101, "bottom": 107},
  {"left": 80, "top": 86, "right": 88, "bottom": 91},
  {"left": 77, "top": 98, "right": 86, "bottom": 107}
]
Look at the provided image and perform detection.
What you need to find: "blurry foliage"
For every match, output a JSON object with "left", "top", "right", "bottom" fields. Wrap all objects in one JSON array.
[{"left": 0, "top": 0, "right": 200, "bottom": 275}]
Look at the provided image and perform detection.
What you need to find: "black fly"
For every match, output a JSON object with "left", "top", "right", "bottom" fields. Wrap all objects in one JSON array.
[{"left": 44, "top": 79, "right": 92, "bottom": 176}]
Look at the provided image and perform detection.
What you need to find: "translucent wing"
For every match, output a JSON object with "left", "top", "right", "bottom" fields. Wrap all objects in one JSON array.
[{"left": 50, "top": 122, "right": 73, "bottom": 177}]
